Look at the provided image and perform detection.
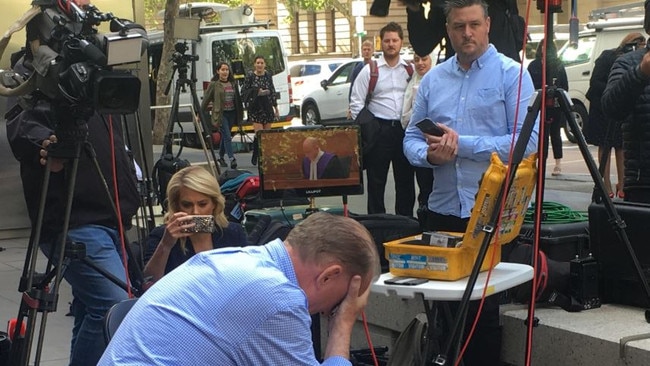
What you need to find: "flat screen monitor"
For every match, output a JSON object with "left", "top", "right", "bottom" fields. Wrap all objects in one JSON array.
[{"left": 258, "top": 125, "right": 364, "bottom": 199}]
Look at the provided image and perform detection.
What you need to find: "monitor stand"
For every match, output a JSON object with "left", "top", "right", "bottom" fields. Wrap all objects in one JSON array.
[{"left": 305, "top": 197, "right": 320, "bottom": 216}]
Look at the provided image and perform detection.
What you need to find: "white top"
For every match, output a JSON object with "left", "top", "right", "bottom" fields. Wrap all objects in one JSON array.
[
  {"left": 371, "top": 262, "right": 534, "bottom": 301},
  {"left": 349, "top": 56, "right": 410, "bottom": 120}
]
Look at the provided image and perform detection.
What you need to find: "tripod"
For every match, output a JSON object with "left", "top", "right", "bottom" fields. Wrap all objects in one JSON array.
[
  {"left": 163, "top": 41, "right": 221, "bottom": 177},
  {"left": 8, "top": 107, "right": 147, "bottom": 366}
]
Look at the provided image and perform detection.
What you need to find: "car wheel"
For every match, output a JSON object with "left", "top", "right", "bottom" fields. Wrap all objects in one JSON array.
[
  {"left": 182, "top": 132, "right": 200, "bottom": 149},
  {"left": 565, "top": 101, "right": 587, "bottom": 144},
  {"left": 302, "top": 103, "right": 321, "bottom": 126}
]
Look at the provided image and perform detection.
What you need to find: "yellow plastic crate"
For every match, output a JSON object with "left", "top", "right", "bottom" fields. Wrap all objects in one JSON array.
[
  {"left": 384, "top": 152, "right": 537, "bottom": 281},
  {"left": 385, "top": 235, "right": 502, "bottom": 281}
]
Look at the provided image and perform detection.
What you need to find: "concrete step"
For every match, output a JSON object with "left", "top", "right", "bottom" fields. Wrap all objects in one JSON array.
[{"left": 502, "top": 304, "right": 650, "bottom": 366}]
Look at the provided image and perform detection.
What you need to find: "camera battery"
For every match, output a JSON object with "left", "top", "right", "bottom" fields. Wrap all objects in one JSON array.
[{"left": 421, "top": 231, "right": 463, "bottom": 248}]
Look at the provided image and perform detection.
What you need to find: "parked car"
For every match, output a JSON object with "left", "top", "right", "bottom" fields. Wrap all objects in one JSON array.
[
  {"left": 300, "top": 59, "right": 363, "bottom": 126},
  {"left": 289, "top": 58, "right": 350, "bottom": 109}
]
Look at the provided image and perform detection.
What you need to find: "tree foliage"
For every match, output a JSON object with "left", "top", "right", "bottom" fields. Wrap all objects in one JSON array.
[{"left": 283, "top": 0, "right": 352, "bottom": 19}]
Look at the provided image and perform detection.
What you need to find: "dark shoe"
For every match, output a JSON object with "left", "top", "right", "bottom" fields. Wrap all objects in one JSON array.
[
  {"left": 217, "top": 157, "right": 227, "bottom": 168},
  {"left": 230, "top": 158, "right": 237, "bottom": 169}
]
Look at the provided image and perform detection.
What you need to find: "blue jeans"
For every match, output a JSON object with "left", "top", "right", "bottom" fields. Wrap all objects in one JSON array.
[
  {"left": 220, "top": 110, "right": 236, "bottom": 160},
  {"left": 41, "top": 225, "right": 128, "bottom": 366}
]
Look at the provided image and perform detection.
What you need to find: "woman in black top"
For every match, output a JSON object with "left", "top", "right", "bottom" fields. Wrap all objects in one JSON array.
[
  {"left": 242, "top": 55, "right": 279, "bottom": 165},
  {"left": 527, "top": 40, "right": 568, "bottom": 177},
  {"left": 585, "top": 33, "right": 646, "bottom": 199},
  {"left": 143, "top": 166, "right": 247, "bottom": 282}
]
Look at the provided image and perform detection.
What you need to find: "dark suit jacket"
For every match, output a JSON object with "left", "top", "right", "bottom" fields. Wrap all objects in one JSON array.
[{"left": 302, "top": 152, "right": 345, "bottom": 179}]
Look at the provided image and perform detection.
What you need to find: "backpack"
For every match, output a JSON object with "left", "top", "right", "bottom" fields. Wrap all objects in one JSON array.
[
  {"left": 357, "top": 61, "right": 414, "bottom": 160},
  {"left": 152, "top": 153, "right": 191, "bottom": 213},
  {"left": 387, "top": 313, "right": 428, "bottom": 366},
  {"left": 246, "top": 216, "right": 292, "bottom": 246}
]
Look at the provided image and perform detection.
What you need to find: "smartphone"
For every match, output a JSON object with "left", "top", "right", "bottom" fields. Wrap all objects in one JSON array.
[
  {"left": 181, "top": 215, "right": 215, "bottom": 233},
  {"left": 384, "top": 276, "right": 429, "bottom": 286},
  {"left": 415, "top": 118, "right": 445, "bottom": 137}
]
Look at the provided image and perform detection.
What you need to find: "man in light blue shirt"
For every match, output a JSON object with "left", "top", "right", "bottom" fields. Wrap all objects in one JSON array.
[
  {"left": 404, "top": 0, "right": 537, "bottom": 222},
  {"left": 98, "top": 212, "right": 379, "bottom": 365},
  {"left": 402, "top": 0, "right": 537, "bottom": 365}
]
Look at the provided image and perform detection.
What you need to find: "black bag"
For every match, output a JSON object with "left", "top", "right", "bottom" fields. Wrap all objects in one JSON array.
[
  {"left": 350, "top": 213, "right": 422, "bottom": 272},
  {"left": 355, "top": 107, "right": 380, "bottom": 156},
  {"left": 152, "top": 153, "right": 191, "bottom": 213},
  {"left": 506, "top": 243, "right": 570, "bottom": 305}
]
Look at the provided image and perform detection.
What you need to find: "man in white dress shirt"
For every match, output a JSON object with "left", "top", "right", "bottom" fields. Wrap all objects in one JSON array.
[{"left": 350, "top": 22, "right": 415, "bottom": 216}]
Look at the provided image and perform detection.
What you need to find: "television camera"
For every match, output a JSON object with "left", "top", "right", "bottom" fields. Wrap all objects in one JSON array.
[{"left": 1, "top": 0, "right": 147, "bottom": 116}]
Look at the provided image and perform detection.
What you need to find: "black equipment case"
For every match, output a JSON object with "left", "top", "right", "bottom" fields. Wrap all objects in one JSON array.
[
  {"left": 517, "top": 221, "right": 590, "bottom": 262},
  {"left": 588, "top": 201, "right": 650, "bottom": 308}
]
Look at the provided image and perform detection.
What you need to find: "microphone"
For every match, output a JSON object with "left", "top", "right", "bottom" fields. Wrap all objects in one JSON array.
[{"left": 79, "top": 39, "right": 107, "bottom": 67}]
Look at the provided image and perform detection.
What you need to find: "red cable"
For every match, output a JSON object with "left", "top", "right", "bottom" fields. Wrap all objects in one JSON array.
[
  {"left": 108, "top": 115, "right": 132, "bottom": 298},
  {"left": 361, "top": 311, "right": 379, "bottom": 366},
  {"left": 342, "top": 197, "right": 378, "bottom": 366}
]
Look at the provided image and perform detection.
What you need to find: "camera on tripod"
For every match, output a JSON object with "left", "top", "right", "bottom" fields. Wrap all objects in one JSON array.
[
  {"left": 171, "top": 42, "right": 199, "bottom": 65},
  {"left": 25, "top": 0, "right": 147, "bottom": 115}
]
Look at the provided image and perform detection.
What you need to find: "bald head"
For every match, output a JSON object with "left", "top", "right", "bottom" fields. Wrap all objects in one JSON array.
[{"left": 302, "top": 137, "right": 321, "bottom": 161}]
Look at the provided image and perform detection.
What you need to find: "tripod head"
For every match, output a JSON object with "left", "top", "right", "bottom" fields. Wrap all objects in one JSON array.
[{"left": 164, "top": 41, "right": 200, "bottom": 96}]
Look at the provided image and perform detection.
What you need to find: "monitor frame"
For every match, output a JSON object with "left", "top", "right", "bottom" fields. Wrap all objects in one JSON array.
[{"left": 257, "top": 125, "right": 364, "bottom": 199}]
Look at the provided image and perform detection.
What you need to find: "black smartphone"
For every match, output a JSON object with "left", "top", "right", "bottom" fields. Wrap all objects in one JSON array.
[
  {"left": 384, "top": 276, "right": 429, "bottom": 286},
  {"left": 415, "top": 118, "right": 445, "bottom": 137}
]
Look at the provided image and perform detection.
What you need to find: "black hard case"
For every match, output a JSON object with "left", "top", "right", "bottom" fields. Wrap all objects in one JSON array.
[
  {"left": 517, "top": 221, "right": 590, "bottom": 261},
  {"left": 588, "top": 201, "right": 650, "bottom": 308}
]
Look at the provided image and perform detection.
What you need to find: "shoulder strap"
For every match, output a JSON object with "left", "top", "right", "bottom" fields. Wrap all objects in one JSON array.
[
  {"left": 365, "top": 60, "right": 378, "bottom": 106},
  {"left": 404, "top": 63, "right": 414, "bottom": 78}
]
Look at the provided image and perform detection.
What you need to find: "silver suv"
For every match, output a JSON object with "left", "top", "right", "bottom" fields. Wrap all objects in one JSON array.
[{"left": 301, "top": 59, "right": 363, "bottom": 125}]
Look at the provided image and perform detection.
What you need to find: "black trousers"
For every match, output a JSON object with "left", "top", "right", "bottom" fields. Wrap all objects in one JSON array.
[
  {"left": 425, "top": 211, "right": 502, "bottom": 366},
  {"left": 365, "top": 121, "right": 415, "bottom": 216}
]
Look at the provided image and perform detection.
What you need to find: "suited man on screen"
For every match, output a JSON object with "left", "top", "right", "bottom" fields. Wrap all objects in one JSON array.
[{"left": 302, "top": 137, "right": 345, "bottom": 180}]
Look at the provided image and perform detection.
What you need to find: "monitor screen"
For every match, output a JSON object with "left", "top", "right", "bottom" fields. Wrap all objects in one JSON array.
[{"left": 257, "top": 125, "right": 364, "bottom": 199}]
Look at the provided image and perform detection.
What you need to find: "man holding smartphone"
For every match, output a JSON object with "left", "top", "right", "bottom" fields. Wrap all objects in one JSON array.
[{"left": 402, "top": 0, "right": 537, "bottom": 364}]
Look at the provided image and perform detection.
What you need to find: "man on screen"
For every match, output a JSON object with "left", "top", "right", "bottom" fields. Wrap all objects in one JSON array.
[{"left": 302, "top": 137, "right": 346, "bottom": 180}]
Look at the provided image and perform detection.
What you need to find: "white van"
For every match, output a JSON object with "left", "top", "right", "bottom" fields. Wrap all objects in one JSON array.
[
  {"left": 148, "top": 4, "right": 293, "bottom": 147},
  {"left": 557, "top": 17, "right": 647, "bottom": 142}
]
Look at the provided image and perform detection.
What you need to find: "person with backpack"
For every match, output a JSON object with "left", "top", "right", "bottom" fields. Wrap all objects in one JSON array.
[
  {"left": 143, "top": 166, "right": 247, "bottom": 282},
  {"left": 350, "top": 21, "right": 416, "bottom": 217}
]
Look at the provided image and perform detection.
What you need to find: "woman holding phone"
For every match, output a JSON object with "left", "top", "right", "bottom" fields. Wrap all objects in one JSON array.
[
  {"left": 143, "top": 166, "right": 246, "bottom": 282},
  {"left": 242, "top": 55, "right": 279, "bottom": 165}
]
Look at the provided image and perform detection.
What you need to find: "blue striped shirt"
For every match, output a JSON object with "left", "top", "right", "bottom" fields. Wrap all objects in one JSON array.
[
  {"left": 99, "top": 239, "right": 350, "bottom": 365},
  {"left": 404, "top": 45, "right": 538, "bottom": 218}
]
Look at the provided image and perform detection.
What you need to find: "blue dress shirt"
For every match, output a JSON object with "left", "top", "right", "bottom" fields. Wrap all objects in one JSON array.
[
  {"left": 98, "top": 239, "right": 350, "bottom": 365},
  {"left": 403, "top": 45, "right": 538, "bottom": 219}
]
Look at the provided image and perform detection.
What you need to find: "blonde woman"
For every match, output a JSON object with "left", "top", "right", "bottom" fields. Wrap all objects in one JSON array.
[{"left": 143, "top": 166, "right": 246, "bottom": 281}]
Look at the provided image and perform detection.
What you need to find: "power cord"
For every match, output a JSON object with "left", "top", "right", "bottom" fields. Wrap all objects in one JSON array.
[{"left": 524, "top": 201, "right": 588, "bottom": 224}]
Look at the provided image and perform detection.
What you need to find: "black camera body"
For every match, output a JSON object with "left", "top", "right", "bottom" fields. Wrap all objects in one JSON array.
[{"left": 28, "top": 0, "right": 146, "bottom": 114}]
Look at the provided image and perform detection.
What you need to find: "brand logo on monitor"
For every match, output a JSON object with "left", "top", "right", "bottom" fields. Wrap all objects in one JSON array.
[{"left": 305, "top": 189, "right": 322, "bottom": 195}]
